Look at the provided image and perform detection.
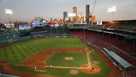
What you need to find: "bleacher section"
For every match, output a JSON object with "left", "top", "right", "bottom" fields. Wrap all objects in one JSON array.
[
  {"left": 31, "top": 26, "right": 70, "bottom": 37},
  {"left": 0, "top": 26, "right": 70, "bottom": 44},
  {"left": 0, "top": 32, "right": 18, "bottom": 43},
  {"left": 0, "top": 30, "right": 32, "bottom": 44}
]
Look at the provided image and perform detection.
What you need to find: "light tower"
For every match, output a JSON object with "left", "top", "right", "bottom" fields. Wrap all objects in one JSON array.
[
  {"left": 4, "top": 8, "right": 14, "bottom": 28},
  {"left": 4, "top": 9, "right": 13, "bottom": 22}
]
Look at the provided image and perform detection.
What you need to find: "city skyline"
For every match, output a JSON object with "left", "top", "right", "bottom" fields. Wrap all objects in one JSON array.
[{"left": 0, "top": 0, "right": 136, "bottom": 22}]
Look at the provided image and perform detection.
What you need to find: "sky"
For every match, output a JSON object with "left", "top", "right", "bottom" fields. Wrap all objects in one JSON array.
[{"left": 0, "top": 0, "right": 136, "bottom": 22}]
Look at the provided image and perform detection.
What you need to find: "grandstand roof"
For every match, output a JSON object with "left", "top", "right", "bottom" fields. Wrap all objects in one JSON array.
[{"left": 103, "top": 48, "right": 132, "bottom": 69}]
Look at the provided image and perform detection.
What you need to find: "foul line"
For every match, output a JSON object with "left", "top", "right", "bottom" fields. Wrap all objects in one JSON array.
[
  {"left": 85, "top": 48, "right": 92, "bottom": 66},
  {"left": 34, "top": 65, "right": 89, "bottom": 72}
]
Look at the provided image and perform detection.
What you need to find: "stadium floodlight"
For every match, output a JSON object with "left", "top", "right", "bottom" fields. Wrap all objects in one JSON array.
[
  {"left": 107, "top": 5, "right": 117, "bottom": 13},
  {"left": 5, "top": 8, "right": 13, "bottom": 15}
]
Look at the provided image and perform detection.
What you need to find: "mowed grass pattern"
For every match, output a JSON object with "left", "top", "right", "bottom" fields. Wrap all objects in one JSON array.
[{"left": 0, "top": 37, "right": 86, "bottom": 64}]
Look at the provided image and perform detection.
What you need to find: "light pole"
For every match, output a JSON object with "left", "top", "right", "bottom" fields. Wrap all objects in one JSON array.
[{"left": 4, "top": 8, "right": 13, "bottom": 28}]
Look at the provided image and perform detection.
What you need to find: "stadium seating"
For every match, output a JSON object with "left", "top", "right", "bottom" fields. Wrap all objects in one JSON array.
[{"left": 71, "top": 30, "right": 136, "bottom": 64}]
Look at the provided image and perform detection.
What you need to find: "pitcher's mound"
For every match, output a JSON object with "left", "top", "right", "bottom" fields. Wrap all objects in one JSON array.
[
  {"left": 80, "top": 64, "right": 101, "bottom": 74},
  {"left": 64, "top": 57, "right": 74, "bottom": 61}
]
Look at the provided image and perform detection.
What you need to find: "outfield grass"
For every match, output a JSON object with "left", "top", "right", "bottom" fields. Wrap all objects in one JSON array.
[{"left": 0, "top": 37, "right": 86, "bottom": 64}]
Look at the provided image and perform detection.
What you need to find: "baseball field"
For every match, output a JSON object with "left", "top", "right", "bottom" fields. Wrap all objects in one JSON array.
[{"left": 0, "top": 37, "right": 111, "bottom": 77}]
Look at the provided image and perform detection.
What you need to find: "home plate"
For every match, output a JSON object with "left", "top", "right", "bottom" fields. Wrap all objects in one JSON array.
[
  {"left": 64, "top": 57, "right": 74, "bottom": 61},
  {"left": 69, "top": 69, "right": 79, "bottom": 75}
]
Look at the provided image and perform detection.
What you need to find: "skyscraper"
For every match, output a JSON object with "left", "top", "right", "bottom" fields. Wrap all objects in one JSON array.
[
  {"left": 73, "top": 6, "right": 78, "bottom": 16},
  {"left": 86, "top": 4, "right": 90, "bottom": 24},
  {"left": 63, "top": 11, "right": 68, "bottom": 24}
]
